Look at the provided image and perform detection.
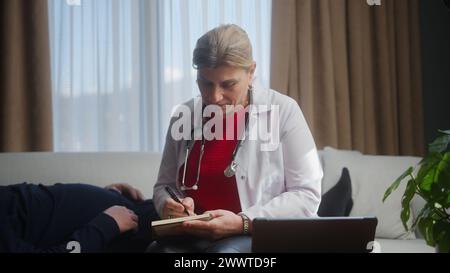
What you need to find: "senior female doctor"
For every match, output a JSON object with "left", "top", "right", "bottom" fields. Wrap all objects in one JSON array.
[{"left": 150, "top": 24, "right": 323, "bottom": 253}]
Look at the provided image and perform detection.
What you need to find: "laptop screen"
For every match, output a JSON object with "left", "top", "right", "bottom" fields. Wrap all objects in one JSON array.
[{"left": 252, "top": 217, "right": 378, "bottom": 253}]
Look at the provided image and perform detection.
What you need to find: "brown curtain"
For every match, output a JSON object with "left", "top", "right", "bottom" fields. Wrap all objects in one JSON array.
[
  {"left": 271, "top": 0, "right": 424, "bottom": 156},
  {"left": 0, "top": 0, "right": 53, "bottom": 152}
]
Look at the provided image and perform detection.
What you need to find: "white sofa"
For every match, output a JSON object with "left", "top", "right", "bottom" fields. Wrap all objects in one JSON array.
[
  {"left": 0, "top": 148, "right": 435, "bottom": 253},
  {"left": 318, "top": 147, "right": 434, "bottom": 253}
]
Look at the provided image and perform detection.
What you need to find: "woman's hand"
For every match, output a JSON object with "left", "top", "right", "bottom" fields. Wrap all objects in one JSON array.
[
  {"left": 181, "top": 210, "right": 245, "bottom": 240},
  {"left": 105, "top": 183, "right": 145, "bottom": 202},
  {"left": 104, "top": 206, "right": 139, "bottom": 233},
  {"left": 162, "top": 197, "right": 195, "bottom": 219}
]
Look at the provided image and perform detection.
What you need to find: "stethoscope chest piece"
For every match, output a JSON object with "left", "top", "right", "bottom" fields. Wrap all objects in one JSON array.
[{"left": 180, "top": 184, "right": 198, "bottom": 191}]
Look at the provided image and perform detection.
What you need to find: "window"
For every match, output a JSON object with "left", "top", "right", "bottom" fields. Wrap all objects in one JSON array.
[{"left": 48, "top": 0, "right": 272, "bottom": 152}]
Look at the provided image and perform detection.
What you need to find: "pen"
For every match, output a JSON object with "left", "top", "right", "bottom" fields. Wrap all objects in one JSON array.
[{"left": 165, "top": 186, "right": 190, "bottom": 216}]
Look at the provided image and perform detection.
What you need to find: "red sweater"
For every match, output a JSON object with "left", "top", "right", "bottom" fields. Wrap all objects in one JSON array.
[{"left": 178, "top": 110, "right": 246, "bottom": 214}]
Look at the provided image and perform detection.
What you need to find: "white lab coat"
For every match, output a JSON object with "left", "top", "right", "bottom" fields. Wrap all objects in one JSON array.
[{"left": 153, "top": 81, "right": 323, "bottom": 220}]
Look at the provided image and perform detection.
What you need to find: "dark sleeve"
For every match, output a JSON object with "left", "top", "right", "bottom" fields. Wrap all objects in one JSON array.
[{"left": 0, "top": 213, "right": 120, "bottom": 253}]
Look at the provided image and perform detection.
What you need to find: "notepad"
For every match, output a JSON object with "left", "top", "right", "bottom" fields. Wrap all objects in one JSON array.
[{"left": 151, "top": 213, "right": 213, "bottom": 238}]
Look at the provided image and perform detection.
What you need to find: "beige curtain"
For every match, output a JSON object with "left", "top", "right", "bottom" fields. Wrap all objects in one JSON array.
[
  {"left": 271, "top": 0, "right": 424, "bottom": 156},
  {"left": 0, "top": 0, "right": 53, "bottom": 152}
]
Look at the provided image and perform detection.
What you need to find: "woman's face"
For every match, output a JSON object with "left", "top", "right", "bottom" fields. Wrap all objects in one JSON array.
[{"left": 197, "top": 63, "right": 256, "bottom": 113}]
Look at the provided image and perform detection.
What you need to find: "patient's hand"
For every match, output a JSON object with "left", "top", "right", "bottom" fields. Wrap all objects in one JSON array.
[
  {"left": 105, "top": 183, "right": 145, "bottom": 202},
  {"left": 181, "top": 210, "right": 245, "bottom": 240},
  {"left": 104, "top": 206, "right": 139, "bottom": 233}
]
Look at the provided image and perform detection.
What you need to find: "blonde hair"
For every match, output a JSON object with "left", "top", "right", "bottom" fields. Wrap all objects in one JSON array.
[{"left": 193, "top": 24, "right": 254, "bottom": 70}]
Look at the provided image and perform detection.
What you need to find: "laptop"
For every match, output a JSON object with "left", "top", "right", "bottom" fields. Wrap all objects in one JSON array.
[{"left": 252, "top": 217, "right": 378, "bottom": 253}]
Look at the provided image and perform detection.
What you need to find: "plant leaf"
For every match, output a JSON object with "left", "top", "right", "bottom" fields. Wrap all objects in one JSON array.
[
  {"left": 437, "top": 152, "right": 450, "bottom": 186},
  {"left": 437, "top": 238, "right": 450, "bottom": 253},
  {"left": 419, "top": 158, "right": 443, "bottom": 192},
  {"left": 436, "top": 152, "right": 450, "bottom": 178},
  {"left": 418, "top": 217, "right": 436, "bottom": 247},
  {"left": 438, "top": 129, "right": 450, "bottom": 135},
  {"left": 420, "top": 172, "right": 435, "bottom": 191},
  {"left": 420, "top": 152, "right": 450, "bottom": 205},
  {"left": 383, "top": 166, "right": 414, "bottom": 202},
  {"left": 400, "top": 179, "right": 416, "bottom": 231},
  {"left": 417, "top": 153, "right": 441, "bottom": 186},
  {"left": 433, "top": 221, "right": 450, "bottom": 253},
  {"left": 428, "top": 133, "right": 450, "bottom": 153},
  {"left": 411, "top": 204, "right": 431, "bottom": 231}
]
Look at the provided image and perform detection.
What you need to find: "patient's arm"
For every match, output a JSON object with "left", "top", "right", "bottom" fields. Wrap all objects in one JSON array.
[
  {"left": 105, "top": 183, "right": 145, "bottom": 202},
  {"left": 1, "top": 212, "right": 121, "bottom": 253}
]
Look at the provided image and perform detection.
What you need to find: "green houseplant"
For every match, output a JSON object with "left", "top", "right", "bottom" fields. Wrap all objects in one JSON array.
[{"left": 383, "top": 130, "right": 450, "bottom": 252}]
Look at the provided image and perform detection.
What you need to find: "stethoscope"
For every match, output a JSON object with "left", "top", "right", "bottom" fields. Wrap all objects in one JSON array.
[{"left": 180, "top": 88, "right": 252, "bottom": 191}]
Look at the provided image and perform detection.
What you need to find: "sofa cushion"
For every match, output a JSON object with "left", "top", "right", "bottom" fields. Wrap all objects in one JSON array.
[
  {"left": 318, "top": 167, "right": 353, "bottom": 217},
  {"left": 0, "top": 152, "right": 162, "bottom": 199},
  {"left": 322, "top": 147, "right": 421, "bottom": 240},
  {"left": 321, "top": 147, "right": 362, "bottom": 193},
  {"left": 350, "top": 154, "right": 421, "bottom": 239}
]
